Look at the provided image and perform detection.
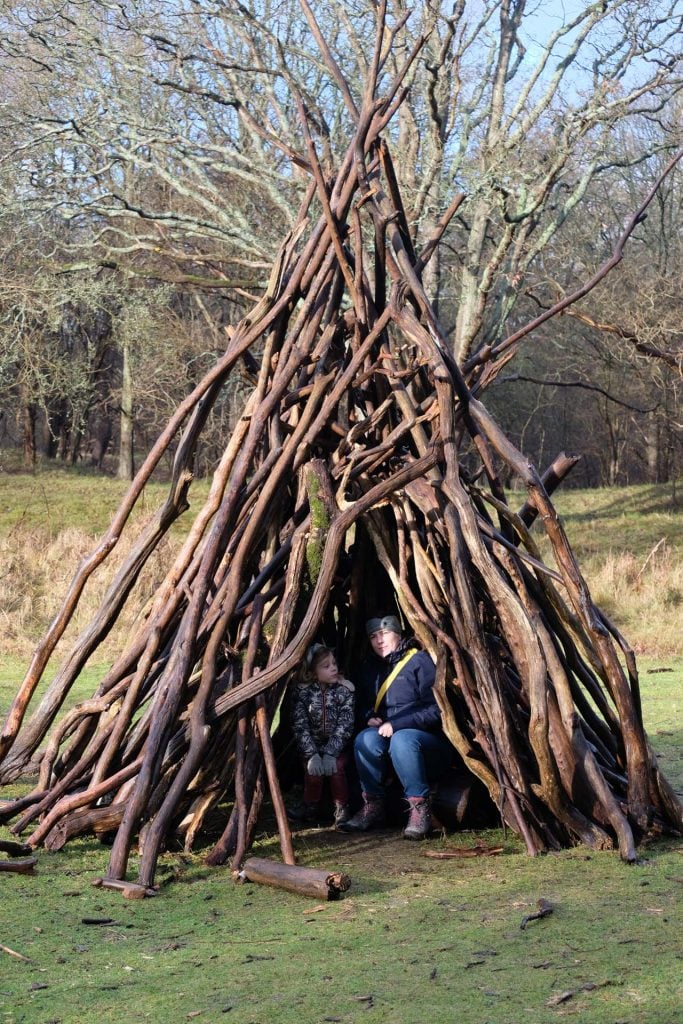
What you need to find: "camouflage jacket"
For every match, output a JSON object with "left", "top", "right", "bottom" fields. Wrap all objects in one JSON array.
[{"left": 291, "top": 679, "right": 355, "bottom": 759}]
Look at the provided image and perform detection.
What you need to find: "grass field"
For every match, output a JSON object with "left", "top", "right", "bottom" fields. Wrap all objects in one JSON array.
[
  {"left": 1, "top": 468, "right": 680, "bottom": 659},
  {"left": 0, "top": 469, "right": 681, "bottom": 1024},
  {"left": 1, "top": 660, "right": 681, "bottom": 1024},
  {"left": 531, "top": 483, "right": 682, "bottom": 657}
]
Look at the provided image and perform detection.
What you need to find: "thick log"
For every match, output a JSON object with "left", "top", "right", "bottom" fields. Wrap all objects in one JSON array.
[
  {"left": 0, "top": 857, "right": 37, "bottom": 874},
  {"left": 239, "top": 857, "right": 351, "bottom": 900},
  {"left": 516, "top": 452, "right": 581, "bottom": 530},
  {"left": 44, "top": 803, "right": 126, "bottom": 851}
]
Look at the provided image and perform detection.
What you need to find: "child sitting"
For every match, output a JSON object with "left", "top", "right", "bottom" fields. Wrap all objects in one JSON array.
[{"left": 290, "top": 643, "right": 355, "bottom": 827}]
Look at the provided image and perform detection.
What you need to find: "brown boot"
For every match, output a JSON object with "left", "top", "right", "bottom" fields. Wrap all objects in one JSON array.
[
  {"left": 337, "top": 793, "right": 386, "bottom": 832},
  {"left": 403, "top": 796, "right": 432, "bottom": 840}
]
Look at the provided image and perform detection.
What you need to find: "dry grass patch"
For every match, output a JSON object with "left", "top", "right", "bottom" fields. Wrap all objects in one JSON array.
[
  {"left": 587, "top": 543, "right": 683, "bottom": 656},
  {"left": 0, "top": 520, "right": 177, "bottom": 660},
  {"left": 529, "top": 483, "right": 682, "bottom": 658},
  {"left": 1, "top": 472, "right": 681, "bottom": 666}
]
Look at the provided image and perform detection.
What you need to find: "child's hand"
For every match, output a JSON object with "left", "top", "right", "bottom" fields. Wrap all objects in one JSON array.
[
  {"left": 307, "top": 753, "right": 324, "bottom": 776},
  {"left": 321, "top": 754, "right": 337, "bottom": 775}
]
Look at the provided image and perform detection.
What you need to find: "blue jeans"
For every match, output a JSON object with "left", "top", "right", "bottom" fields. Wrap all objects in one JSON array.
[{"left": 354, "top": 727, "right": 453, "bottom": 799}]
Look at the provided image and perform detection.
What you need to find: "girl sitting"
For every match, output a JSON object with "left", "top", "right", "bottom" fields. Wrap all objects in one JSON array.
[{"left": 290, "top": 643, "right": 355, "bottom": 827}]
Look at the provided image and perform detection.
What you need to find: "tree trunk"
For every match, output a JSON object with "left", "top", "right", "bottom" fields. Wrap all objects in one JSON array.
[
  {"left": 20, "top": 399, "right": 37, "bottom": 468},
  {"left": 118, "top": 337, "right": 134, "bottom": 481}
]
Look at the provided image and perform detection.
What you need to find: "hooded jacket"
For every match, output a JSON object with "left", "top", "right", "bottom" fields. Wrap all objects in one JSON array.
[
  {"left": 357, "top": 639, "right": 441, "bottom": 733},
  {"left": 291, "top": 677, "right": 355, "bottom": 759}
]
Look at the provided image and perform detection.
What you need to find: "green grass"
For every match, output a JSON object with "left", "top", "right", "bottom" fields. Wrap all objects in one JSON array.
[
  {"left": 528, "top": 483, "right": 682, "bottom": 656},
  {"left": 639, "top": 657, "right": 682, "bottom": 804},
  {"left": 0, "top": 657, "right": 106, "bottom": 732},
  {"left": 1, "top": 470, "right": 680, "bottom": 656},
  {"left": 1, "top": 471, "right": 681, "bottom": 1023},
  {"left": 541, "top": 483, "right": 681, "bottom": 562},
  {"left": 2, "top": 468, "right": 677, "bottom": 562},
  {"left": 0, "top": 465, "right": 211, "bottom": 660},
  {"left": 1, "top": 660, "right": 681, "bottom": 1024},
  {"left": 0, "top": 463, "right": 209, "bottom": 538},
  {"left": 1, "top": 836, "right": 681, "bottom": 1024}
]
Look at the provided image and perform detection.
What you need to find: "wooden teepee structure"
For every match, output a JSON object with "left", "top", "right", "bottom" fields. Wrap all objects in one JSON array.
[{"left": 1, "top": 10, "right": 680, "bottom": 893}]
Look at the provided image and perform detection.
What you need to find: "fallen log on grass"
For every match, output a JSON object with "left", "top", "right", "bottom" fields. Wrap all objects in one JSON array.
[
  {"left": 91, "top": 877, "right": 158, "bottom": 900},
  {"left": 238, "top": 857, "right": 351, "bottom": 900},
  {"left": 0, "top": 856, "right": 37, "bottom": 874}
]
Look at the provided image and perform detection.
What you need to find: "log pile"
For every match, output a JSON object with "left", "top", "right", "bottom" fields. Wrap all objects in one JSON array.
[{"left": 0, "top": 7, "right": 680, "bottom": 890}]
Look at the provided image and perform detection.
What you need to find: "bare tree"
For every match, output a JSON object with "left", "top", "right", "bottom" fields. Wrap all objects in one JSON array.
[
  {"left": 489, "top": 115, "right": 682, "bottom": 487},
  {"left": 1, "top": 1, "right": 680, "bottom": 359},
  {"left": 0, "top": 211, "right": 116, "bottom": 466}
]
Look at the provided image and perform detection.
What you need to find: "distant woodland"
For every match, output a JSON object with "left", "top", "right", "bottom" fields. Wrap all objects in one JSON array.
[{"left": 0, "top": 1, "right": 680, "bottom": 486}]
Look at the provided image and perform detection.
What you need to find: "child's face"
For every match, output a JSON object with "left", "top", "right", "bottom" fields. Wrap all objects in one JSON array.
[{"left": 314, "top": 653, "right": 339, "bottom": 685}]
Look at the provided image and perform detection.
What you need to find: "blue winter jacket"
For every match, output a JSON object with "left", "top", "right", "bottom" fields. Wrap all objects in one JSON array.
[{"left": 357, "top": 640, "right": 442, "bottom": 733}]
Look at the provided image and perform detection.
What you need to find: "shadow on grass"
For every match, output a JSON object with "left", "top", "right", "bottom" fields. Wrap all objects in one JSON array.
[{"left": 559, "top": 484, "right": 681, "bottom": 524}]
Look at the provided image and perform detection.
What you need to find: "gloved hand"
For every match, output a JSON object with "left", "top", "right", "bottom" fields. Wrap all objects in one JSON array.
[
  {"left": 306, "top": 753, "right": 324, "bottom": 776},
  {"left": 321, "top": 753, "right": 337, "bottom": 775}
]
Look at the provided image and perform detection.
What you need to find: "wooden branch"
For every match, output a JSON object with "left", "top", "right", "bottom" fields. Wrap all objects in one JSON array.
[
  {"left": 0, "top": 857, "right": 37, "bottom": 874},
  {"left": 0, "top": 943, "right": 32, "bottom": 962},
  {"left": 520, "top": 898, "right": 554, "bottom": 930},
  {"left": 516, "top": 451, "right": 581, "bottom": 529},
  {"left": 92, "top": 877, "right": 158, "bottom": 900},
  {"left": 44, "top": 803, "right": 126, "bottom": 852},
  {"left": 464, "top": 147, "right": 683, "bottom": 373},
  {"left": 0, "top": 838, "right": 31, "bottom": 856},
  {"left": 238, "top": 857, "right": 351, "bottom": 900}
]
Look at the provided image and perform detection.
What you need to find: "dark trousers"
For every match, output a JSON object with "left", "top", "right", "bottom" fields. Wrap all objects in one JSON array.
[{"left": 303, "top": 749, "right": 350, "bottom": 805}]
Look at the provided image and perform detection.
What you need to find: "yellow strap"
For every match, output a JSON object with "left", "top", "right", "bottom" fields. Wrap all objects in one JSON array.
[{"left": 373, "top": 649, "right": 418, "bottom": 713}]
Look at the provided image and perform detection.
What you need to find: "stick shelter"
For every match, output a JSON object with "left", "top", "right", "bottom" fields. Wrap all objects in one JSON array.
[{"left": 1, "top": 11, "right": 680, "bottom": 892}]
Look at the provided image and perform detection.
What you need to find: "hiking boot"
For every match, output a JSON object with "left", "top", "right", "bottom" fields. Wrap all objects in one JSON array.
[
  {"left": 288, "top": 801, "right": 321, "bottom": 824},
  {"left": 403, "top": 796, "right": 432, "bottom": 840},
  {"left": 337, "top": 793, "right": 386, "bottom": 832},
  {"left": 333, "top": 802, "right": 351, "bottom": 828}
]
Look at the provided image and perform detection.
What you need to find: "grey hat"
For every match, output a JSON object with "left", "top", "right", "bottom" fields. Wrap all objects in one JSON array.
[
  {"left": 305, "top": 642, "right": 332, "bottom": 666},
  {"left": 366, "top": 615, "right": 402, "bottom": 637}
]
